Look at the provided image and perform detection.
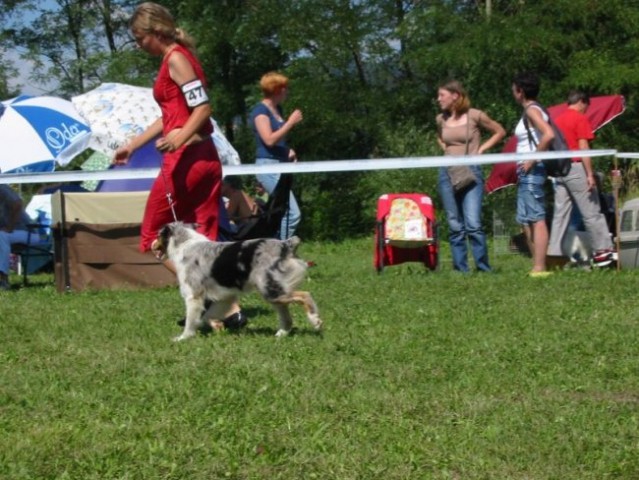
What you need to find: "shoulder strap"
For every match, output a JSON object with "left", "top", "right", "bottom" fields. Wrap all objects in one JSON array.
[
  {"left": 465, "top": 113, "right": 470, "bottom": 155},
  {"left": 522, "top": 102, "right": 543, "bottom": 149},
  {"left": 523, "top": 101, "right": 566, "bottom": 151}
]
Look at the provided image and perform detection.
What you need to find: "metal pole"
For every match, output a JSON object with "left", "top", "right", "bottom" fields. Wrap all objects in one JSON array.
[{"left": 611, "top": 165, "right": 622, "bottom": 271}]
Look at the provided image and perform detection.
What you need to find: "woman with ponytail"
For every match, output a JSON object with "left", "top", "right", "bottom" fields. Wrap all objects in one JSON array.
[{"left": 114, "top": 2, "right": 246, "bottom": 330}]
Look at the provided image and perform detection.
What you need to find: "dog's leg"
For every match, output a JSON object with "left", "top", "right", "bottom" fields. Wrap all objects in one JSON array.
[
  {"left": 289, "top": 291, "right": 322, "bottom": 331},
  {"left": 270, "top": 291, "right": 322, "bottom": 336},
  {"left": 271, "top": 303, "right": 294, "bottom": 337},
  {"left": 271, "top": 291, "right": 322, "bottom": 337},
  {"left": 174, "top": 295, "right": 206, "bottom": 342}
]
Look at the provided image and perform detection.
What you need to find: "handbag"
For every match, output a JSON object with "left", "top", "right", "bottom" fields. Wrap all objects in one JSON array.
[
  {"left": 448, "top": 165, "right": 477, "bottom": 193},
  {"left": 447, "top": 117, "right": 478, "bottom": 193}
]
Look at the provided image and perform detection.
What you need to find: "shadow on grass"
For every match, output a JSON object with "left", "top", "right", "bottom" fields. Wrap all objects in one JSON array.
[
  {"left": 7, "top": 273, "right": 54, "bottom": 290},
  {"left": 197, "top": 323, "right": 323, "bottom": 338},
  {"left": 241, "top": 305, "right": 272, "bottom": 318},
  {"left": 237, "top": 306, "right": 324, "bottom": 337},
  {"left": 242, "top": 326, "right": 324, "bottom": 338}
]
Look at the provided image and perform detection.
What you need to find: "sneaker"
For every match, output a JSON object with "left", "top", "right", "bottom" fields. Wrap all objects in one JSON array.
[
  {"left": 593, "top": 249, "right": 615, "bottom": 267},
  {"left": 0, "top": 278, "right": 10, "bottom": 291},
  {"left": 528, "top": 270, "right": 552, "bottom": 278},
  {"left": 177, "top": 309, "right": 248, "bottom": 331},
  {"left": 222, "top": 311, "right": 249, "bottom": 331}
]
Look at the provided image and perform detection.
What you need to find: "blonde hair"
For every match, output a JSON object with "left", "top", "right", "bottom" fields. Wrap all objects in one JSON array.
[
  {"left": 439, "top": 80, "right": 471, "bottom": 115},
  {"left": 260, "top": 72, "right": 289, "bottom": 98},
  {"left": 130, "top": 2, "right": 195, "bottom": 51}
]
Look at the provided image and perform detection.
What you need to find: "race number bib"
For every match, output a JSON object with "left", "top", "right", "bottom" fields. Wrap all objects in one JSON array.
[{"left": 181, "top": 79, "right": 209, "bottom": 108}]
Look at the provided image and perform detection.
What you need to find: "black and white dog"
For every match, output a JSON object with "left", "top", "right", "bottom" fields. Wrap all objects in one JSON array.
[{"left": 151, "top": 222, "right": 322, "bottom": 341}]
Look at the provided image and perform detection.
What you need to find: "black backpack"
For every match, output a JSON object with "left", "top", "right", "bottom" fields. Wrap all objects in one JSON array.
[{"left": 522, "top": 102, "right": 571, "bottom": 177}]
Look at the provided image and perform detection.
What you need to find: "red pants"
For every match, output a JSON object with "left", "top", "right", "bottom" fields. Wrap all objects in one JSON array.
[{"left": 140, "top": 139, "right": 222, "bottom": 252}]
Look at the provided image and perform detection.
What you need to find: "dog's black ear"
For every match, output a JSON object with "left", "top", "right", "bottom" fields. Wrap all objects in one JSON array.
[{"left": 159, "top": 223, "right": 173, "bottom": 240}]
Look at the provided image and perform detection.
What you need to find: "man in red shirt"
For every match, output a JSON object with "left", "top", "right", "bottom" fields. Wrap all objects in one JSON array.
[{"left": 548, "top": 91, "right": 615, "bottom": 266}]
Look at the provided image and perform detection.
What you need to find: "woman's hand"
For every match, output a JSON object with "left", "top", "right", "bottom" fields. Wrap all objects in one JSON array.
[
  {"left": 522, "top": 160, "right": 537, "bottom": 173},
  {"left": 113, "top": 145, "right": 132, "bottom": 165},
  {"left": 156, "top": 129, "right": 182, "bottom": 153},
  {"left": 157, "top": 127, "right": 199, "bottom": 153},
  {"left": 113, "top": 118, "right": 163, "bottom": 163},
  {"left": 287, "top": 109, "right": 303, "bottom": 127}
]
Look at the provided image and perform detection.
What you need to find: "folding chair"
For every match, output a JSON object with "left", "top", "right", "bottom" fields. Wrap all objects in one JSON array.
[
  {"left": 374, "top": 193, "right": 438, "bottom": 272},
  {"left": 10, "top": 223, "right": 53, "bottom": 286}
]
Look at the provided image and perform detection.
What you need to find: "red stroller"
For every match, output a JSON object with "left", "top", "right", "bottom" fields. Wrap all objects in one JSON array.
[{"left": 374, "top": 193, "right": 438, "bottom": 272}]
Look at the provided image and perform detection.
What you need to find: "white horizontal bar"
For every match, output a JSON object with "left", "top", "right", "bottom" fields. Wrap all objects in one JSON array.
[
  {"left": 616, "top": 152, "right": 639, "bottom": 159},
  {"left": 0, "top": 149, "right": 618, "bottom": 184}
]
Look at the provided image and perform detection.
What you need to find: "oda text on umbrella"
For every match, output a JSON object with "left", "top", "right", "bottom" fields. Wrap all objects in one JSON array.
[{"left": 46, "top": 121, "right": 87, "bottom": 153}]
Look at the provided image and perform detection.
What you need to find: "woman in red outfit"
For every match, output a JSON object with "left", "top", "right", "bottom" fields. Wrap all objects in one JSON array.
[
  {"left": 114, "top": 2, "right": 246, "bottom": 330},
  {"left": 115, "top": 2, "right": 219, "bottom": 250}
]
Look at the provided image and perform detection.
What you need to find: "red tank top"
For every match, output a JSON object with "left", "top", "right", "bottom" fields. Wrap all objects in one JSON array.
[{"left": 153, "top": 44, "right": 213, "bottom": 136}]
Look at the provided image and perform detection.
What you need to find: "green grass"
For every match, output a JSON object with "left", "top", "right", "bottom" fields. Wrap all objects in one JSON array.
[{"left": 2, "top": 239, "right": 639, "bottom": 479}]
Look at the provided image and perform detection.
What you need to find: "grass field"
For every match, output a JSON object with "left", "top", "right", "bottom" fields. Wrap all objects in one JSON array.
[{"left": 2, "top": 239, "right": 638, "bottom": 479}]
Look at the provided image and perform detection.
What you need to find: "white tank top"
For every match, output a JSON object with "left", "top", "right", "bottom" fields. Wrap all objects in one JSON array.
[{"left": 514, "top": 105, "right": 549, "bottom": 154}]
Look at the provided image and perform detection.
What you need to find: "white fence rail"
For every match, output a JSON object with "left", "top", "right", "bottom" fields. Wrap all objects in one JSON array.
[{"left": 0, "top": 149, "right": 619, "bottom": 185}]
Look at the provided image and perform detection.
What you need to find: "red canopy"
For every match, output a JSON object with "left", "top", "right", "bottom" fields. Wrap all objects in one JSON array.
[{"left": 485, "top": 95, "right": 626, "bottom": 194}]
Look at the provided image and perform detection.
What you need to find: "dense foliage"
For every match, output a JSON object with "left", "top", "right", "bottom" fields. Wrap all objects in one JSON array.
[{"left": 2, "top": 0, "right": 639, "bottom": 239}]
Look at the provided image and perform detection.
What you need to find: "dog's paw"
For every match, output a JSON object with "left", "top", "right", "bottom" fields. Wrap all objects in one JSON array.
[
  {"left": 310, "top": 314, "right": 322, "bottom": 330},
  {"left": 172, "top": 332, "right": 195, "bottom": 342},
  {"left": 275, "top": 329, "right": 291, "bottom": 337}
]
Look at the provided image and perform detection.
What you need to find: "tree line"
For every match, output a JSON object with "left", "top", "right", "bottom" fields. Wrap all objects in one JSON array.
[{"left": 2, "top": 0, "right": 639, "bottom": 239}]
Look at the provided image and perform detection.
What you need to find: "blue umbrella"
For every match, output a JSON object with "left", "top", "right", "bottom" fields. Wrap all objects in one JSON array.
[{"left": 0, "top": 95, "right": 91, "bottom": 173}]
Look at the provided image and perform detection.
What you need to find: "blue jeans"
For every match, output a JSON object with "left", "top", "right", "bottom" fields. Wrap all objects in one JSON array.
[
  {"left": 516, "top": 162, "right": 547, "bottom": 225},
  {"left": 256, "top": 158, "right": 301, "bottom": 239},
  {"left": 438, "top": 166, "right": 490, "bottom": 272},
  {"left": 516, "top": 184, "right": 546, "bottom": 225},
  {"left": 0, "top": 229, "right": 39, "bottom": 275}
]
